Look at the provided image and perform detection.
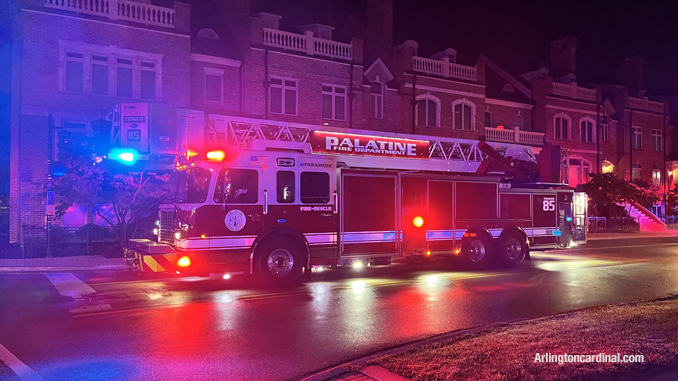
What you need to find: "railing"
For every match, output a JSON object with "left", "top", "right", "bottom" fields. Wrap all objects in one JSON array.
[
  {"left": 629, "top": 97, "right": 664, "bottom": 114},
  {"left": 485, "top": 127, "right": 545, "bottom": 146},
  {"left": 551, "top": 82, "right": 596, "bottom": 102},
  {"left": 44, "top": 0, "right": 176, "bottom": 28},
  {"left": 588, "top": 216, "right": 607, "bottom": 232},
  {"left": 262, "top": 28, "right": 353, "bottom": 60},
  {"left": 118, "top": 0, "right": 175, "bottom": 28},
  {"left": 413, "top": 56, "right": 477, "bottom": 82}
]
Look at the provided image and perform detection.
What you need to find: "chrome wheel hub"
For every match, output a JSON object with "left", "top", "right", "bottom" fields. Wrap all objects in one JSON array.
[
  {"left": 505, "top": 237, "right": 522, "bottom": 260},
  {"left": 468, "top": 240, "right": 486, "bottom": 263},
  {"left": 267, "top": 248, "right": 294, "bottom": 277}
]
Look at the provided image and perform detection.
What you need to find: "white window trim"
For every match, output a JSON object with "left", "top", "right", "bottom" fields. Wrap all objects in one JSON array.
[
  {"left": 579, "top": 116, "right": 596, "bottom": 143},
  {"left": 632, "top": 161, "right": 642, "bottom": 180},
  {"left": 58, "top": 40, "right": 163, "bottom": 100},
  {"left": 452, "top": 98, "right": 476, "bottom": 131},
  {"left": 204, "top": 67, "right": 224, "bottom": 103},
  {"left": 415, "top": 93, "right": 441, "bottom": 128},
  {"left": 269, "top": 76, "right": 298, "bottom": 116},
  {"left": 633, "top": 126, "right": 642, "bottom": 150},
  {"left": 553, "top": 113, "right": 572, "bottom": 141},
  {"left": 485, "top": 110, "right": 492, "bottom": 127},
  {"left": 370, "top": 81, "right": 384, "bottom": 119},
  {"left": 321, "top": 84, "right": 348, "bottom": 121},
  {"left": 652, "top": 129, "right": 663, "bottom": 152},
  {"left": 562, "top": 156, "right": 592, "bottom": 186}
]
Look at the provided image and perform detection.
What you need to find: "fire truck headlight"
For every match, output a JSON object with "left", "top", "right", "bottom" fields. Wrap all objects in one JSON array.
[
  {"left": 152, "top": 228, "right": 158, "bottom": 236},
  {"left": 174, "top": 231, "right": 182, "bottom": 240},
  {"left": 352, "top": 261, "right": 364, "bottom": 270},
  {"left": 413, "top": 216, "right": 424, "bottom": 228},
  {"left": 177, "top": 256, "right": 191, "bottom": 267}
]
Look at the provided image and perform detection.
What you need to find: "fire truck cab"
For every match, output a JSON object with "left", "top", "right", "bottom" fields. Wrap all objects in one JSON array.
[{"left": 125, "top": 130, "right": 587, "bottom": 284}]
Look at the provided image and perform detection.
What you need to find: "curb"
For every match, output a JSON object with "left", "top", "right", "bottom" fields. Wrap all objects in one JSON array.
[
  {"left": 0, "top": 265, "right": 128, "bottom": 272},
  {"left": 294, "top": 293, "right": 678, "bottom": 381}
]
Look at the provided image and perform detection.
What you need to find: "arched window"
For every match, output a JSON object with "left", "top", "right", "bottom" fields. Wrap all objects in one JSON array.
[
  {"left": 485, "top": 111, "right": 492, "bottom": 127},
  {"left": 554, "top": 113, "right": 571, "bottom": 141},
  {"left": 415, "top": 94, "right": 440, "bottom": 127},
  {"left": 652, "top": 165, "right": 661, "bottom": 187},
  {"left": 579, "top": 117, "right": 596, "bottom": 143},
  {"left": 632, "top": 162, "right": 642, "bottom": 180},
  {"left": 452, "top": 99, "right": 475, "bottom": 131},
  {"left": 513, "top": 114, "right": 523, "bottom": 128}
]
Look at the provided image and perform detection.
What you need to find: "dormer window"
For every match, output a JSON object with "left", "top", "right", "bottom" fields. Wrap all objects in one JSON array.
[{"left": 502, "top": 84, "right": 514, "bottom": 92}]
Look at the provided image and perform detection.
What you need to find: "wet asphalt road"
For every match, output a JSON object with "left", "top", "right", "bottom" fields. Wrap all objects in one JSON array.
[{"left": 1, "top": 242, "right": 678, "bottom": 381}]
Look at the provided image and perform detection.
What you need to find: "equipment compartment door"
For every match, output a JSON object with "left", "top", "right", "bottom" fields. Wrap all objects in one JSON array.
[
  {"left": 341, "top": 172, "right": 398, "bottom": 256},
  {"left": 401, "top": 176, "right": 428, "bottom": 255},
  {"left": 572, "top": 192, "right": 588, "bottom": 243}
]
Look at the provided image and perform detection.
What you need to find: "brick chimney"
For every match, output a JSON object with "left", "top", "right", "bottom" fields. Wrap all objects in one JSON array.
[
  {"left": 549, "top": 36, "right": 577, "bottom": 78},
  {"left": 617, "top": 56, "right": 644, "bottom": 97},
  {"left": 365, "top": 0, "right": 394, "bottom": 61}
]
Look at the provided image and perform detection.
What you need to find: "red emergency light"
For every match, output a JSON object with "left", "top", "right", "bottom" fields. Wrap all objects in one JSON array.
[
  {"left": 177, "top": 256, "right": 191, "bottom": 267},
  {"left": 412, "top": 216, "right": 424, "bottom": 228}
]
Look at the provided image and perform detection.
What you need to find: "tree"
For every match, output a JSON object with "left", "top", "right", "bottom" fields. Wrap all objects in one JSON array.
[
  {"left": 50, "top": 122, "right": 171, "bottom": 251},
  {"left": 576, "top": 173, "right": 660, "bottom": 217}
]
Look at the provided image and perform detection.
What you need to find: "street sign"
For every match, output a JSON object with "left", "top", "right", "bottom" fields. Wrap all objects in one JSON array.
[{"left": 120, "top": 103, "right": 149, "bottom": 154}]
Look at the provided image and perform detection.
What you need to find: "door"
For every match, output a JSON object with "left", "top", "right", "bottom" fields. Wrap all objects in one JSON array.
[
  {"left": 572, "top": 192, "right": 587, "bottom": 243},
  {"left": 558, "top": 202, "right": 574, "bottom": 246},
  {"left": 341, "top": 171, "right": 398, "bottom": 257},
  {"left": 401, "top": 176, "right": 428, "bottom": 255}
]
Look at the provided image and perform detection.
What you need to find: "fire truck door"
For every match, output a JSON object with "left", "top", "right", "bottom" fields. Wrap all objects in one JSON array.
[
  {"left": 401, "top": 177, "right": 428, "bottom": 256},
  {"left": 558, "top": 202, "right": 574, "bottom": 246}
]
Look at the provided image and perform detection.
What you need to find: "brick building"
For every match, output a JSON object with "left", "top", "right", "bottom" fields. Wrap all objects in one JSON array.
[{"left": 8, "top": 0, "right": 676, "bottom": 243}]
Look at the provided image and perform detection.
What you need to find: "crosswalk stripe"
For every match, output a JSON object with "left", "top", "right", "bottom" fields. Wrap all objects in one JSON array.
[
  {"left": 45, "top": 273, "right": 97, "bottom": 299},
  {"left": 0, "top": 343, "right": 44, "bottom": 381}
]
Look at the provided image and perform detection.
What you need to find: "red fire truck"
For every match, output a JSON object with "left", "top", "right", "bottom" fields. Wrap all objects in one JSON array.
[{"left": 125, "top": 122, "right": 587, "bottom": 283}]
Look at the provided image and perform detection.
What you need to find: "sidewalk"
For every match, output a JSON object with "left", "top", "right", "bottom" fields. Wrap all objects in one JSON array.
[
  {"left": 0, "top": 255, "right": 127, "bottom": 272},
  {"left": 584, "top": 230, "right": 678, "bottom": 248}
]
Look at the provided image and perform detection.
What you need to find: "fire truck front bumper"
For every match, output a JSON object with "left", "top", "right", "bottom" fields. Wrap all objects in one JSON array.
[{"left": 124, "top": 239, "right": 188, "bottom": 274}]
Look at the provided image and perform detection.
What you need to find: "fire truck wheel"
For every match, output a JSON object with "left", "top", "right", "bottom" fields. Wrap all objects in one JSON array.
[
  {"left": 255, "top": 237, "right": 305, "bottom": 285},
  {"left": 496, "top": 231, "right": 527, "bottom": 266},
  {"left": 459, "top": 234, "right": 492, "bottom": 269}
]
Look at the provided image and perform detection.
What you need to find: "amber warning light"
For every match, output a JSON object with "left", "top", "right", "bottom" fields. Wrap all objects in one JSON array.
[{"left": 206, "top": 151, "right": 225, "bottom": 161}]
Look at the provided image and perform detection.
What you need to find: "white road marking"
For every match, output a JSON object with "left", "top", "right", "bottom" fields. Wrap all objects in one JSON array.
[
  {"left": 0, "top": 343, "right": 44, "bottom": 381},
  {"left": 69, "top": 304, "right": 113, "bottom": 315},
  {"left": 45, "top": 273, "right": 97, "bottom": 299}
]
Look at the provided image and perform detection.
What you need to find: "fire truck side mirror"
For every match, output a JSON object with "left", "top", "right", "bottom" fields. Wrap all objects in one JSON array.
[{"left": 263, "top": 189, "right": 269, "bottom": 215}]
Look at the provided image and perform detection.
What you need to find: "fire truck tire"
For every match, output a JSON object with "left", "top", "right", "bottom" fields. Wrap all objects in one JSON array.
[
  {"left": 254, "top": 236, "right": 305, "bottom": 285},
  {"left": 496, "top": 230, "right": 527, "bottom": 266},
  {"left": 459, "top": 234, "right": 493, "bottom": 270}
]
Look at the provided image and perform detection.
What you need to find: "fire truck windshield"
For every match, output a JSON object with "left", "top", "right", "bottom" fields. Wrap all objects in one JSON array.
[{"left": 176, "top": 167, "right": 211, "bottom": 204}]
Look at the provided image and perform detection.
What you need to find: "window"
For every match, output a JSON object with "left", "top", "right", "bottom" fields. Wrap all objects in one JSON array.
[
  {"left": 60, "top": 42, "right": 162, "bottom": 99},
  {"left": 216, "top": 168, "right": 259, "bottom": 204},
  {"left": 652, "top": 130, "right": 662, "bottom": 152},
  {"left": 485, "top": 111, "right": 492, "bottom": 127},
  {"left": 91, "top": 54, "right": 109, "bottom": 95},
  {"left": 554, "top": 115, "right": 570, "bottom": 141},
  {"left": 322, "top": 85, "right": 346, "bottom": 120},
  {"left": 633, "top": 127, "right": 642, "bottom": 150},
  {"left": 453, "top": 101, "right": 473, "bottom": 130},
  {"left": 65, "top": 51, "right": 84, "bottom": 93},
  {"left": 600, "top": 115, "right": 609, "bottom": 142},
  {"left": 652, "top": 165, "right": 661, "bottom": 187},
  {"left": 140, "top": 61, "right": 156, "bottom": 100},
  {"left": 370, "top": 82, "right": 383, "bottom": 119},
  {"left": 183, "top": 167, "right": 211, "bottom": 204},
  {"left": 416, "top": 98, "right": 438, "bottom": 127},
  {"left": 514, "top": 114, "right": 523, "bottom": 128},
  {"left": 502, "top": 83, "right": 514, "bottom": 92},
  {"left": 116, "top": 57, "right": 133, "bottom": 98},
  {"left": 632, "top": 163, "right": 642, "bottom": 180},
  {"left": 276, "top": 171, "right": 295, "bottom": 203},
  {"left": 580, "top": 118, "right": 595, "bottom": 143},
  {"left": 300, "top": 172, "right": 330, "bottom": 203},
  {"left": 204, "top": 68, "right": 224, "bottom": 103},
  {"left": 270, "top": 77, "right": 297, "bottom": 115}
]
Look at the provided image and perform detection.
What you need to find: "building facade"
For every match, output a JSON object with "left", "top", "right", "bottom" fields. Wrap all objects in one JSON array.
[{"left": 8, "top": 0, "right": 675, "bottom": 242}]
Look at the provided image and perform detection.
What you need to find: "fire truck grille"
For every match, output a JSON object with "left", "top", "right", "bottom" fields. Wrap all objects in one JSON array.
[{"left": 159, "top": 210, "right": 176, "bottom": 245}]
